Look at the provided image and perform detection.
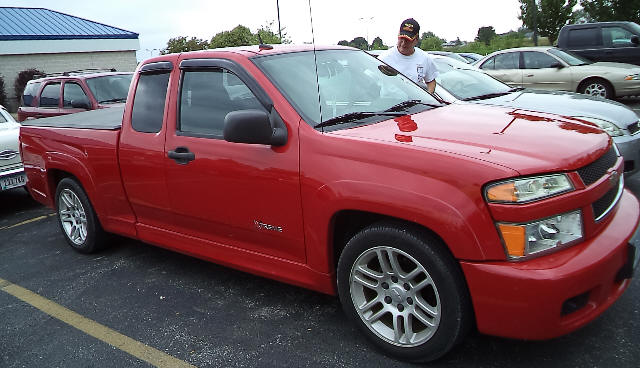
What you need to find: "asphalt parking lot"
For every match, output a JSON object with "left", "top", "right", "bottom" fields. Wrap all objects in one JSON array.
[{"left": 1, "top": 100, "right": 640, "bottom": 367}]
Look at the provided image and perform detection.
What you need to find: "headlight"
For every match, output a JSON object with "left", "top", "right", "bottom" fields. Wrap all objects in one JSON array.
[
  {"left": 485, "top": 174, "right": 573, "bottom": 203},
  {"left": 574, "top": 116, "right": 624, "bottom": 137},
  {"left": 625, "top": 74, "right": 640, "bottom": 80},
  {"left": 497, "top": 210, "right": 583, "bottom": 259}
]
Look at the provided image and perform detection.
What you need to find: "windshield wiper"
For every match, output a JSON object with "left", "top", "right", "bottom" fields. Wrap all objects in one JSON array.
[
  {"left": 314, "top": 111, "right": 405, "bottom": 129},
  {"left": 462, "top": 92, "right": 512, "bottom": 101},
  {"left": 385, "top": 99, "right": 440, "bottom": 112},
  {"left": 99, "top": 98, "right": 127, "bottom": 104}
]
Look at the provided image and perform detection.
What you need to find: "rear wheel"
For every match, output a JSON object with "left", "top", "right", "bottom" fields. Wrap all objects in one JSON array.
[
  {"left": 579, "top": 78, "right": 614, "bottom": 99},
  {"left": 55, "top": 178, "right": 107, "bottom": 253},
  {"left": 337, "top": 222, "right": 472, "bottom": 362}
]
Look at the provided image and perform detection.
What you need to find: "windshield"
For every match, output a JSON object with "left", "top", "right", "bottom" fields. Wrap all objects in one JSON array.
[
  {"left": 87, "top": 74, "right": 133, "bottom": 103},
  {"left": 252, "top": 49, "right": 440, "bottom": 128},
  {"left": 547, "top": 48, "right": 590, "bottom": 66},
  {"left": 433, "top": 59, "right": 511, "bottom": 100},
  {"left": 629, "top": 22, "right": 640, "bottom": 35}
]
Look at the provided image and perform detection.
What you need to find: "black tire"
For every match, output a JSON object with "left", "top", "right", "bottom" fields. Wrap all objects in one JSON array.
[
  {"left": 55, "top": 178, "right": 108, "bottom": 253},
  {"left": 578, "top": 78, "right": 614, "bottom": 99},
  {"left": 337, "top": 222, "right": 472, "bottom": 362}
]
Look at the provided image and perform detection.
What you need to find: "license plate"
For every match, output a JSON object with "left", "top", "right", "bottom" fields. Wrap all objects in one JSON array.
[{"left": 0, "top": 173, "right": 26, "bottom": 190}]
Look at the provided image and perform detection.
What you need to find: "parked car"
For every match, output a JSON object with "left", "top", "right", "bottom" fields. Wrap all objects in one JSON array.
[
  {"left": 17, "top": 71, "right": 133, "bottom": 122},
  {"left": 430, "top": 55, "right": 640, "bottom": 177},
  {"left": 474, "top": 46, "right": 640, "bottom": 99},
  {"left": 20, "top": 45, "right": 639, "bottom": 362},
  {"left": 0, "top": 105, "right": 26, "bottom": 192},
  {"left": 457, "top": 52, "right": 484, "bottom": 63},
  {"left": 425, "top": 50, "right": 470, "bottom": 63},
  {"left": 557, "top": 22, "right": 640, "bottom": 66}
]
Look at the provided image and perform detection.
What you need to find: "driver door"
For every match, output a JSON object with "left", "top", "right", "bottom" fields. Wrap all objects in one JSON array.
[
  {"left": 163, "top": 58, "right": 305, "bottom": 262},
  {"left": 521, "top": 51, "right": 573, "bottom": 91}
]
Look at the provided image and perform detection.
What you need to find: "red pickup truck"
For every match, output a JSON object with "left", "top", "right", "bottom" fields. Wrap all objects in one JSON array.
[{"left": 19, "top": 45, "right": 640, "bottom": 362}]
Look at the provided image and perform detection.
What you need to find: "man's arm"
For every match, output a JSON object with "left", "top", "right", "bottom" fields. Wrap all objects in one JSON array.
[{"left": 425, "top": 79, "right": 436, "bottom": 94}]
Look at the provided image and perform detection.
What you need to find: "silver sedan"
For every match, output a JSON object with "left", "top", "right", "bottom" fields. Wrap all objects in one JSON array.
[
  {"left": 0, "top": 106, "right": 26, "bottom": 191},
  {"left": 473, "top": 46, "right": 640, "bottom": 100},
  {"left": 431, "top": 55, "right": 640, "bottom": 177}
]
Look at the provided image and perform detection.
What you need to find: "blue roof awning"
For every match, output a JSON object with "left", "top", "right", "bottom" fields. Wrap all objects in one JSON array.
[{"left": 0, "top": 7, "right": 138, "bottom": 41}]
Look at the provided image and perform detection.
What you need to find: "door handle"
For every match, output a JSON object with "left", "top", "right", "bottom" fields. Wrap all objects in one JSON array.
[
  {"left": 167, "top": 146, "right": 195, "bottom": 165},
  {"left": 525, "top": 74, "right": 534, "bottom": 77}
]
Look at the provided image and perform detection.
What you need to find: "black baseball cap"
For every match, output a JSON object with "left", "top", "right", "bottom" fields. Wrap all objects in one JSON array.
[{"left": 398, "top": 18, "right": 420, "bottom": 41}]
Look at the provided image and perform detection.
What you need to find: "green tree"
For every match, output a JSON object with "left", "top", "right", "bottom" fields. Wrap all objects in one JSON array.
[
  {"left": 419, "top": 31, "right": 445, "bottom": 50},
  {"left": 370, "top": 36, "right": 388, "bottom": 50},
  {"left": 210, "top": 25, "right": 256, "bottom": 48},
  {"left": 476, "top": 26, "right": 497, "bottom": 45},
  {"left": 349, "top": 36, "right": 369, "bottom": 50},
  {"left": 337, "top": 40, "right": 350, "bottom": 46},
  {"left": 580, "top": 0, "right": 640, "bottom": 24},
  {"left": 519, "top": 0, "right": 577, "bottom": 45},
  {"left": 0, "top": 75, "right": 7, "bottom": 108},
  {"left": 161, "top": 36, "right": 208, "bottom": 55}
]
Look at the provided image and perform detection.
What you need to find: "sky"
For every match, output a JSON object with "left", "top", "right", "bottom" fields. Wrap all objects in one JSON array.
[{"left": 1, "top": 0, "right": 524, "bottom": 60}]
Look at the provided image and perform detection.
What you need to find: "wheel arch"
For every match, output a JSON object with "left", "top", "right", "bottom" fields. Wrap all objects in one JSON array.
[{"left": 577, "top": 76, "right": 616, "bottom": 97}]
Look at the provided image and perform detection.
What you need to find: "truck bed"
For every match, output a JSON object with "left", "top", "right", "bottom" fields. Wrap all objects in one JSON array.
[{"left": 20, "top": 106, "right": 124, "bottom": 130}]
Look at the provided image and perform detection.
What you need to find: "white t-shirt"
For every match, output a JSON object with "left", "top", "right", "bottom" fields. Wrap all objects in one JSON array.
[{"left": 379, "top": 47, "right": 438, "bottom": 84}]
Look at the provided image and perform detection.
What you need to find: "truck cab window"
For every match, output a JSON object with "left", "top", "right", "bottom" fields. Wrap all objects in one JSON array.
[
  {"left": 179, "top": 69, "right": 264, "bottom": 137},
  {"left": 63, "top": 83, "right": 89, "bottom": 108},
  {"left": 131, "top": 72, "right": 170, "bottom": 133},
  {"left": 603, "top": 26, "right": 635, "bottom": 47},
  {"left": 39, "top": 83, "right": 61, "bottom": 108},
  {"left": 22, "top": 82, "right": 41, "bottom": 107},
  {"left": 568, "top": 28, "right": 601, "bottom": 47}
]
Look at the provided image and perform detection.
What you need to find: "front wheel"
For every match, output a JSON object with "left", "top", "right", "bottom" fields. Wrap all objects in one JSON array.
[
  {"left": 337, "top": 222, "right": 472, "bottom": 362},
  {"left": 579, "top": 78, "right": 614, "bottom": 99},
  {"left": 55, "top": 178, "right": 107, "bottom": 253}
]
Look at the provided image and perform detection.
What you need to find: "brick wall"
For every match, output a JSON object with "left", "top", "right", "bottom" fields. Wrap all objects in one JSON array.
[{"left": 0, "top": 50, "right": 137, "bottom": 112}]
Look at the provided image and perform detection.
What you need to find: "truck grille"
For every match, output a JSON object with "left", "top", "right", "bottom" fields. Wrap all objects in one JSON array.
[
  {"left": 628, "top": 121, "right": 640, "bottom": 136},
  {"left": 592, "top": 175, "right": 623, "bottom": 222},
  {"left": 577, "top": 147, "right": 617, "bottom": 186}
]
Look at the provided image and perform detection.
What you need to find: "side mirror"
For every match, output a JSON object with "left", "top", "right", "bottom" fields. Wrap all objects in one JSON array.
[
  {"left": 631, "top": 35, "right": 639, "bottom": 45},
  {"left": 224, "top": 109, "right": 288, "bottom": 146},
  {"left": 71, "top": 99, "right": 91, "bottom": 109},
  {"left": 549, "top": 62, "right": 564, "bottom": 69}
]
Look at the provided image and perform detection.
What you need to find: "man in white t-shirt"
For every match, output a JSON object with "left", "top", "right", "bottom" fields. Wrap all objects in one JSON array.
[{"left": 379, "top": 18, "right": 438, "bottom": 94}]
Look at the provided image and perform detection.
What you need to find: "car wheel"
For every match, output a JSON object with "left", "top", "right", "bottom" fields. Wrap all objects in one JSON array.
[
  {"left": 337, "top": 222, "right": 472, "bottom": 362},
  {"left": 55, "top": 178, "right": 107, "bottom": 253},
  {"left": 579, "top": 79, "right": 614, "bottom": 99}
]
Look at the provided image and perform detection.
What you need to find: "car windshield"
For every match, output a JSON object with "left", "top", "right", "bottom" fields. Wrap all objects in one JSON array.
[
  {"left": 629, "top": 22, "right": 640, "bottom": 35},
  {"left": 252, "top": 49, "right": 441, "bottom": 129},
  {"left": 433, "top": 59, "right": 512, "bottom": 100},
  {"left": 86, "top": 74, "right": 133, "bottom": 104},
  {"left": 547, "top": 48, "right": 591, "bottom": 66}
]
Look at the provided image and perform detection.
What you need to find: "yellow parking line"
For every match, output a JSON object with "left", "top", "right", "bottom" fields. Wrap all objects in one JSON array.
[
  {"left": 0, "top": 213, "right": 56, "bottom": 231},
  {"left": 0, "top": 278, "right": 196, "bottom": 368}
]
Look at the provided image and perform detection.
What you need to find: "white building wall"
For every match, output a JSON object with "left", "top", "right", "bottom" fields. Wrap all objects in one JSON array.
[{"left": 0, "top": 50, "right": 138, "bottom": 111}]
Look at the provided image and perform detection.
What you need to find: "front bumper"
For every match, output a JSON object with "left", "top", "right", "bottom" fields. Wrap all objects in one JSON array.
[
  {"left": 616, "top": 80, "right": 640, "bottom": 97},
  {"left": 615, "top": 133, "right": 640, "bottom": 177},
  {"left": 461, "top": 190, "right": 639, "bottom": 340}
]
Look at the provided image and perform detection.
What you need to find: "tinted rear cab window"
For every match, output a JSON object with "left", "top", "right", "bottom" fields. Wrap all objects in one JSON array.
[
  {"left": 22, "top": 82, "right": 41, "bottom": 106},
  {"left": 131, "top": 73, "right": 170, "bottom": 133},
  {"left": 568, "top": 28, "right": 601, "bottom": 47},
  {"left": 39, "top": 83, "right": 61, "bottom": 107}
]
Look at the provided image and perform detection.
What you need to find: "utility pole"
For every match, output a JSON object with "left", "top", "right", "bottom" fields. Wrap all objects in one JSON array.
[
  {"left": 531, "top": 0, "right": 538, "bottom": 46},
  {"left": 277, "top": 0, "right": 282, "bottom": 41}
]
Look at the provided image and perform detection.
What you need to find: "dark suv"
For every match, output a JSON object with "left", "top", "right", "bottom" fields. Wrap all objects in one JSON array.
[
  {"left": 557, "top": 22, "right": 640, "bottom": 65},
  {"left": 17, "top": 71, "right": 133, "bottom": 122}
]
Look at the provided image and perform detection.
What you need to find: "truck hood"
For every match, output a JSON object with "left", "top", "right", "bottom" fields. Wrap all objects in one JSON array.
[
  {"left": 478, "top": 88, "right": 638, "bottom": 127},
  {"left": 327, "top": 103, "right": 610, "bottom": 176}
]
